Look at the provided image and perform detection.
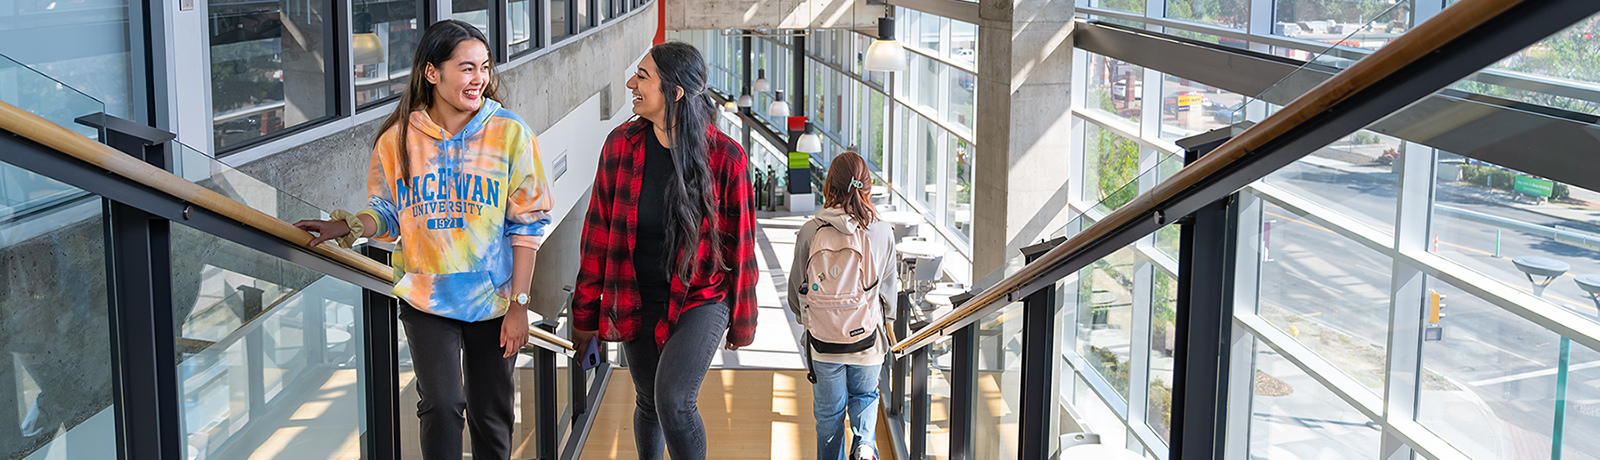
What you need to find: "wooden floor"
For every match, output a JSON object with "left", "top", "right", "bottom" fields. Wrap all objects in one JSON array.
[{"left": 580, "top": 369, "right": 897, "bottom": 460}]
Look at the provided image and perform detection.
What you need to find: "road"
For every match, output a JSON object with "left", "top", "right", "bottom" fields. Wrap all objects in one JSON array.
[{"left": 1252, "top": 158, "right": 1600, "bottom": 459}]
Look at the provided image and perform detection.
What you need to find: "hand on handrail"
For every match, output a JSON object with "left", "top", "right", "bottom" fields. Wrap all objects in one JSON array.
[{"left": 293, "top": 219, "right": 352, "bottom": 248}]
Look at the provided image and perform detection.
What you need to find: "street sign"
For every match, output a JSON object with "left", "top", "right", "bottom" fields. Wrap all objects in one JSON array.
[{"left": 1514, "top": 176, "right": 1554, "bottom": 197}]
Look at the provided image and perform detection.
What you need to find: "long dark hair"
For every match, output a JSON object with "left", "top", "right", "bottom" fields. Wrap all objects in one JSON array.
[
  {"left": 375, "top": 20, "right": 501, "bottom": 180},
  {"left": 645, "top": 42, "right": 722, "bottom": 284},
  {"left": 822, "top": 151, "right": 878, "bottom": 225}
]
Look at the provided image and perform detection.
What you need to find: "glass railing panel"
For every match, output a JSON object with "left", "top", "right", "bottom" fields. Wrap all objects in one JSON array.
[
  {"left": 923, "top": 335, "right": 954, "bottom": 460},
  {"left": 1452, "top": 14, "right": 1600, "bottom": 117},
  {"left": 172, "top": 142, "right": 327, "bottom": 225},
  {"left": 1074, "top": 245, "right": 1139, "bottom": 402},
  {"left": 0, "top": 53, "right": 104, "bottom": 222},
  {"left": 1417, "top": 274, "right": 1571, "bottom": 457},
  {"left": 0, "top": 52, "right": 104, "bottom": 141},
  {"left": 0, "top": 160, "right": 114, "bottom": 460},
  {"left": 1430, "top": 154, "right": 1600, "bottom": 326},
  {"left": 973, "top": 301, "right": 1024, "bottom": 460},
  {"left": 1259, "top": 123, "right": 1402, "bottom": 236},
  {"left": 1249, "top": 340, "right": 1380, "bottom": 458},
  {"left": 1240, "top": 193, "right": 1392, "bottom": 396},
  {"left": 1146, "top": 233, "right": 1179, "bottom": 445},
  {"left": 171, "top": 224, "right": 366, "bottom": 460}
]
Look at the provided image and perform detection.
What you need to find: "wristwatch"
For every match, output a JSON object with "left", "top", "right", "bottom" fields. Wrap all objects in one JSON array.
[{"left": 514, "top": 292, "right": 530, "bottom": 306}]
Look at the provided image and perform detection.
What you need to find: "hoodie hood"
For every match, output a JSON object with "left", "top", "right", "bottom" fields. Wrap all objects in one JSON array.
[{"left": 815, "top": 207, "right": 859, "bottom": 234}]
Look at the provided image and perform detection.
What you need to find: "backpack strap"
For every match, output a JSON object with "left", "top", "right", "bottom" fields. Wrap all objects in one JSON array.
[{"left": 802, "top": 332, "right": 818, "bottom": 384}]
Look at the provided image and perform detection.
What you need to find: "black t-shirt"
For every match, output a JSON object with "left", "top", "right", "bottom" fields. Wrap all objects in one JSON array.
[{"left": 634, "top": 133, "right": 674, "bottom": 311}]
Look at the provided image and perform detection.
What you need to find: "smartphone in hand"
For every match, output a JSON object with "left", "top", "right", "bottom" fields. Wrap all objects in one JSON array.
[{"left": 581, "top": 337, "right": 602, "bottom": 370}]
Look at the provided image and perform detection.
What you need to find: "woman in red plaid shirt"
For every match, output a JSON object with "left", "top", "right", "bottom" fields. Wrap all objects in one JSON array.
[{"left": 570, "top": 42, "right": 758, "bottom": 460}]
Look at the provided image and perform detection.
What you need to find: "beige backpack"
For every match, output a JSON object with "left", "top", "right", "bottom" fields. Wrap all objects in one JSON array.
[{"left": 800, "top": 220, "right": 881, "bottom": 358}]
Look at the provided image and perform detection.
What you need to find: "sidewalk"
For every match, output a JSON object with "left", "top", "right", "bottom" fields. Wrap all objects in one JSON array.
[{"left": 1295, "top": 155, "right": 1600, "bottom": 231}]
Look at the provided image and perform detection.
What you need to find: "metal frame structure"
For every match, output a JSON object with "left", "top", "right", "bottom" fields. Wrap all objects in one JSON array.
[{"left": 875, "top": 2, "right": 1600, "bottom": 460}]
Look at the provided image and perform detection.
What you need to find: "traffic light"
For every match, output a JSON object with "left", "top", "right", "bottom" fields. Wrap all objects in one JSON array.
[
  {"left": 1426, "top": 290, "right": 1446, "bottom": 342},
  {"left": 1429, "top": 291, "right": 1446, "bottom": 324}
]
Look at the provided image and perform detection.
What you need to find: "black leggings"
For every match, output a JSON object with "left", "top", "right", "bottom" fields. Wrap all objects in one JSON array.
[
  {"left": 621, "top": 302, "right": 730, "bottom": 460},
  {"left": 400, "top": 304, "right": 515, "bottom": 460}
]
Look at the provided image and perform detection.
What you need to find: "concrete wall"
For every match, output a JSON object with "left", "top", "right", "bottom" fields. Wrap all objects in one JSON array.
[
  {"left": 664, "top": 0, "right": 877, "bottom": 31},
  {"left": 234, "top": 3, "right": 657, "bottom": 217}
]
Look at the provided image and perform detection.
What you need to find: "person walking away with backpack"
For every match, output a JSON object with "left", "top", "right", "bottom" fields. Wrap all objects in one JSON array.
[{"left": 788, "top": 151, "right": 898, "bottom": 460}]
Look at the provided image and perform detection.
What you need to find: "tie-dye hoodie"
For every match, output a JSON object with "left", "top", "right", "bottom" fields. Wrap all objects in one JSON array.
[{"left": 358, "top": 99, "right": 553, "bottom": 322}]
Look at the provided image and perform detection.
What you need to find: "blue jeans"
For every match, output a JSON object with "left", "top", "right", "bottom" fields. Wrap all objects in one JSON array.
[{"left": 811, "top": 361, "right": 881, "bottom": 460}]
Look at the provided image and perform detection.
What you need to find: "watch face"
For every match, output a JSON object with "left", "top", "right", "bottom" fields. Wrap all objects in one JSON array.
[{"left": 515, "top": 293, "right": 529, "bottom": 304}]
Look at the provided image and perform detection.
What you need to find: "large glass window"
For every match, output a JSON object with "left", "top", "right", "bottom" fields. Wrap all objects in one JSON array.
[
  {"left": 1148, "top": 263, "right": 1179, "bottom": 444},
  {"left": 950, "top": 20, "right": 977, "bottom": 68},
  {"left": 949, "top": 70, "right": 975, "bottom": 131},
  {"left": 1083, "top": 123, "right": 1140, "bottom": 210},
  {"left": 920, "top": 118, "right": 941, "bottom": 208},
  {"left": 1090, "top": 0, "right": 1146, "bottom": 14},
  {"left": 915, "top": 54, "right": 941, "bottom": 111},
  {"left": 551, "top": 0, "right": 571, "bottom": 41},
  {"left": 919, "top": 11, "right": 943, "bottom": 54},
  {"left": 1077, "top": 245, "right": 1138, "bottom": 401},
  {"left": 867, "top": 89, "right": 887, "bottom": 171},
  {"left": 1165, "top": 0, "right": 1247, "bottom": 29},
  {"left": 1456, "top": 15, "right": 1600, "bottom": 116},
  {"left": 451, "top": 0, "right": 493, "bottom": 45},
  {"left": 210, "top": 0, "right": 337, "bottom": 152},
  {"left": 946, "top": 136, "right": 972, "bottom": 241},
  {"left": 1086, "top": 53, "right": 1142, "bottom": 127},
  {"left": 0, "top": 0, "right": 135, "bottom": 119},
  {"left": 353, "top": 0, "right": 422, "bottom": 108},
  {"left": 1431, "top": 156, "right": 1600, "bottom": 330},
  {"left": 1249, "top": 343, "right": 1381, "bottom": 458},
  {"left": 1273, "top": 0, "right": 1408, "bottom": 47},
  {"left": 1252, "top": 201, "right": 1392, "bottom": 394},
  {"left": 509, "top": 0, "right": 539, "bottom": 55},
  {"left": 1158, "top": 74, "right": 1239, "bottom": 141},
  {"left": 1260, "top": 127, "right": 1401, "bottom": 236}
]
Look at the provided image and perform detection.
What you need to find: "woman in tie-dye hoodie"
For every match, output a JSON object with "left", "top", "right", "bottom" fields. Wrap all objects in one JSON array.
[{"left": 296, "top": 20, "right": 551, "bottom": 460}]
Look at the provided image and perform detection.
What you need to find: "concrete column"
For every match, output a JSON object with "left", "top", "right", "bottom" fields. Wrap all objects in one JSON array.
[{"left": 972, "top": 0, "right": 1076, "bottom": 275}]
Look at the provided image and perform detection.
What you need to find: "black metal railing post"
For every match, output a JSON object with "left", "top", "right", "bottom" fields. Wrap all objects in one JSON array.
[
  {"left": 534, "top": 320, "right": 560, "bottom": 459},
  {"left": 1018, "top": 243, "right": 1062, "bottom": 460},
  {"left": 891, "top": 292, "right": 909, "bottom": 416},
  {"left": 360, "top": 244, "right": 400, "bottom": 460},
  {"left": 96, "top": 116, "right": 182, "bottom": 460},
  {"left": 1171, "top": 130, "right": 1238, "bottom": 460},
  {"left": 949, "top": 326, "right": 976, "bottom": 460},
  {"left": 909, "top": 347, "right": 930, "bottom": 460}
]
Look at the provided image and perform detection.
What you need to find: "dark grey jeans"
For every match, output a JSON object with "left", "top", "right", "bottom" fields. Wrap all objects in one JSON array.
[
  {"left": 400, "top": 304, "right": 515, "bottom": 460},
  {"left": 621, "top": 301, "right": 730, "bottom": 460}
]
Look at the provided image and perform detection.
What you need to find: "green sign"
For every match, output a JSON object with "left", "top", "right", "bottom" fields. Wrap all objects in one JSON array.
[
  {"left": 788, "top": 151, "right": 810, "bottom": 169},
  {"left": 1514, "top": 176, "right": 1554, "bottom": 197}
]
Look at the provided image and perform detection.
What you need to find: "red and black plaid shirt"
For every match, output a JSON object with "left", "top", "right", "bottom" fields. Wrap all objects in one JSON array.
[{"left": 573, "top": 120, "right": 758, "bottom": 348}]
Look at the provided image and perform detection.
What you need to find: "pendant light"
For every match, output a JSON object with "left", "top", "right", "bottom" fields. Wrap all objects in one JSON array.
[
  {"left": 737, "top": 93, "right": 754, "bottom": 108},
  {"left": 723, "top": 101, "right": 739, "bottom": 112},
  {"left": 768, "top": 90, "right": 791, "bottom": 117},
  {"left": 352, "top": 12, "right": 386, "bottom": 67},
  {"left": 864, "top": 16, "right": 906, "bottom": 72},
  {"left": 753, "top": 69, "right": 771, "bottom": 92},
  {"left": 796, "top": 121, "right": 822, "bottom": 153}
]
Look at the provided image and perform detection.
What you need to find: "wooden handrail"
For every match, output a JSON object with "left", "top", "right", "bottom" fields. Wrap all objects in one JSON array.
[
  {"left": 531, "top": 327, "right": 576, "bottom": 353},
  {"left": 891, "top": 0, "right": 1530, "bottom": 354},
  {"left": 0, "top": 99, "right": 394, "bottom": 283}
]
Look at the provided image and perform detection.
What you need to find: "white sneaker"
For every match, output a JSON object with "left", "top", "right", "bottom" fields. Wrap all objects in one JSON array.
[{"left": 853, "top": 444, "right": 879, "bottom": 460}]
